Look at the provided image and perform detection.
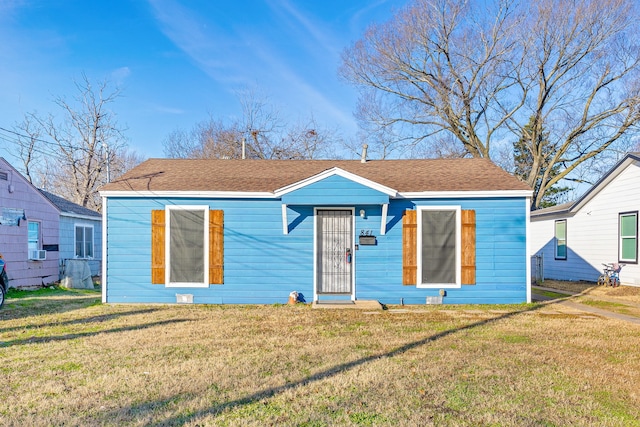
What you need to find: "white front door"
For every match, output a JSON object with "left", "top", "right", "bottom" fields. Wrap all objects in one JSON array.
[{"left": 316, "top": 210, "right": 353, "bottom": 295}]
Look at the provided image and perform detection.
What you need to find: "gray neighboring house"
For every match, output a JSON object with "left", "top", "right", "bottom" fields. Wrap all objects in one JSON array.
[{"left": 39, "top": 190, "right": 102, "bottom": 277}]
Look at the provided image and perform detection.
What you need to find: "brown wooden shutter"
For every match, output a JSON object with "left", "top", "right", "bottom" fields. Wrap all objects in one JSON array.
[
  {"left": 209, "top": 210, "right": 224, "bottom": 284},
  {"left": 461, "top": 209, "right": 476, "bottom": 285},
  {"left": 151, "top": 210, "right": 165, "bottom": 284},
  {"left": 402, "top": 209, "right": 417, "bottom": 285}
]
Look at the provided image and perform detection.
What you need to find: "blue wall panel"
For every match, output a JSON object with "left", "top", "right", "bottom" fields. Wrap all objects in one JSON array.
[
  {"left": 106, "top": 198, "right": 315, "bottom": 304},
  {"left": 352, "top": 197, "right": 528, "bottom": 304},
  {"left": 105, "top": 195, "right": 528, "bottom": 305}
]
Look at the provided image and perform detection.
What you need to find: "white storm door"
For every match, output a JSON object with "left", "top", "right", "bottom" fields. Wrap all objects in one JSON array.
[{"left": 316, "top": 210, "right": 353, "bottom": 294}]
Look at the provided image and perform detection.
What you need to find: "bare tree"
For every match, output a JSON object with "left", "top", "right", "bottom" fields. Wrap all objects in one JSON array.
[
  {"left": 341, "top": 0, "right": 640, "bottom": 208},
  {"left": 12, "top": 74, "right": 141, "bottom": 211},
  {"left": 163, "top": 116, "right": 245, "bottom": 159},
  {"left": 279, "top": 115, "right": 342, "bottom": 159},
  {"left": 13, "top": 114, "right": 43, "bottom": 184},
  {"left": 163, "top": 90, "right": 340, "bottom": 160}
]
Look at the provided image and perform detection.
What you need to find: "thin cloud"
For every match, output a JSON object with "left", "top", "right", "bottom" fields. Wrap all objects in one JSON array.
[
  {"left": 146, "top": 0, "right": 245, "bottom": 85},
  {"left": 145, "top": 0, "right": 356, "bottom": 130},
  {"left": 268, "top": 0, "right": 340, "bottom": 57},
  {"left": 349, "top": 0, "right": 395, "bottom": 31},
  {"left": 110, "top": 67, "right": 131, "bottom": 84},
  {"left": 151, "top": 104, "right": 185, "bottom": 115},
  {"left": 248, "top": 39, "right": 355, "bottom": 129}
]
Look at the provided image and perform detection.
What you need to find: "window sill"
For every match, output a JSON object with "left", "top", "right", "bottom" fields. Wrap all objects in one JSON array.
[
  {"left": 417, "top": 283, "right": 461, "bottom": 289},
  {"left": 165, "top": 283, "right": 210, "bottom": 288}
]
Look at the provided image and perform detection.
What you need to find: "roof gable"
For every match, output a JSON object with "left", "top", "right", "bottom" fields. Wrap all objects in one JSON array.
[
  {"left": 531, "top": 152, "right": 640, "bottom": 219},
  {"left": 0, "top": 157, "right": 59, "bottom": 212},
  {"left": 275, "top": 167, "right": 397, "bottom": 198},
  {"left": 279, "top": 170, "right": 393, "bottom": 205}
]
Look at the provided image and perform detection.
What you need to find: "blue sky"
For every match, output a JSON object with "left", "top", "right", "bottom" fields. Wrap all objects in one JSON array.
[{"left": 0, "top": 0, "right": 406, "bottom": 161}]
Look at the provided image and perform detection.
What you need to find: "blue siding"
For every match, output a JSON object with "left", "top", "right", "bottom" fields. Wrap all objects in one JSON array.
[
  {"left": 106, "top": 198, "right": 315, "bottom": 304},
  {"left": 105, "top": 194, "right": 528, "bottom": 305},
  {"left": 353, "top": 198, "right": 528, "bottom": 304},
  {"left": 282, "top": 175, "right": 389, "bottom": 205}
]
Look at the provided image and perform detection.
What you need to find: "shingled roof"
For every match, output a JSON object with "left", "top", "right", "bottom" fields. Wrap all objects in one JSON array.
[
  {"left": 100, "top": 158, "right": 531, "bottom": 194},
  {"left": 39, "top": 190, "right": 101, "bottom": 218}
]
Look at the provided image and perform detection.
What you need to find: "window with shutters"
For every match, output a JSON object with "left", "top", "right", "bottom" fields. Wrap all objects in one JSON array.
[
  {"left": 416, "top": 206, "right": 461, "bottom": 287},
  {"left": 151, "top": 207, "right": 224, "bottom": 287},
  {"left": 403, "top": 207, "right": 476, "bottom": 287}
]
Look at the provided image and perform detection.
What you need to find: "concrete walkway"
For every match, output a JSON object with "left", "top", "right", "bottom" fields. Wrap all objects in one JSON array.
[{"left": 532, "top": 286, "right": 640, "bottom": 325}]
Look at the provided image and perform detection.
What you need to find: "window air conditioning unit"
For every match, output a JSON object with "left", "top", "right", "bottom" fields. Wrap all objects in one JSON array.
[{"left": 30, "top": 250, "right": 47, "bottom": 261}]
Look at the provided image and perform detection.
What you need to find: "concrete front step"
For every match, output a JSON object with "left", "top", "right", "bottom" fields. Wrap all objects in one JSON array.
[{"left": 312, "top": 300, "right": 384, "bottom": 310}]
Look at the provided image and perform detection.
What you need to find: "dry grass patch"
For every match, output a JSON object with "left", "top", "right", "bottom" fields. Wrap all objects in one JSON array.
[
  {"left": 542, "top": 280, "right": 640, "bottom": 301},
  {"left": 540, "top": 280, "right": 640, "bottom": 317},
  {"left": 0, "top": 289, "right": 639, "bottom": 426}
]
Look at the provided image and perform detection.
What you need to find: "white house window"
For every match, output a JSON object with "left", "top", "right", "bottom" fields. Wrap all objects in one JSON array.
[
  {"left": 619, "top": 212, "right": 638, "bottom": 263},
  {"left": 555, "top": 220, "right": 567, "bottom": 260},
  {"left": 166, "top": 206, "right": 209, "bottom": 287},
  {"left": 28, "top": 221, "right": 40, "bottom": 257},
  {"left": 75, "top": 225, "right": 94, "bottom": 258},
  {"left": 417, "top": 206, "right": 461, "bottom": 287}
]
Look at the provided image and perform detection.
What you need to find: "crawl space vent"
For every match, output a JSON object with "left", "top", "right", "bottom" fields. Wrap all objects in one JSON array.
[{"left": 176, "top": 294, "right": 194, "bottom": 304}]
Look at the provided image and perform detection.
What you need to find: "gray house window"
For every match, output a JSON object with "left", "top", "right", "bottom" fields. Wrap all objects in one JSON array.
[
  {"left": 555, "top": 220, "right": 567, "bottom": 260},
  {"left": 75, "top": 225, "right": 94, "bottom": 258}
]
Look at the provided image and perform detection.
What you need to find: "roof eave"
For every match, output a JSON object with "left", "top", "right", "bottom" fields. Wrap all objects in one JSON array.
[
  {"left": 569, "top": 153, "right": 640, "bottom": 213},
  {"left": 398, "top": 190, "right": 532, "bottom": 198},
  {"left": 100, "top": 189, "right": 533, "bottom": 199}
]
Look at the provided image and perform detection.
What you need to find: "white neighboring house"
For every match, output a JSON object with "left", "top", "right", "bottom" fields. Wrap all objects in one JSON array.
[{"left": 530, "top": 152, "right": 639, "bottom": 287}]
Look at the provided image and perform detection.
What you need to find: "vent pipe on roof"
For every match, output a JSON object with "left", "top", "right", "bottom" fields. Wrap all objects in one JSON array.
[
  {"left": 242, "top": 137, "right": 246, "bottom": 160},
  {"left": 361, "top": 144, "right": 368, "bottom": 163}
]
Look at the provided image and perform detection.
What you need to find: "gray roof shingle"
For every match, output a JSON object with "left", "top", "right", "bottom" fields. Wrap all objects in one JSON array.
[{"left": 39, "top": 190, "right": 101, "bottom": 218}]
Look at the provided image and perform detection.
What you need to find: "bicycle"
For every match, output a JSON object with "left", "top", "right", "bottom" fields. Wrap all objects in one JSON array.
[{"left": 597, "top": 263, "right": 624, "bottom": 287}]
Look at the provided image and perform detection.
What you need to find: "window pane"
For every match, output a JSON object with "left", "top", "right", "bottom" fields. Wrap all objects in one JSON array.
[
  {"left": 28, "top": 222, "right": 39, "bottom": 252},
  {"left": 85, "top": 228, "right": 93, "bottom": 257},
  {"left": 170, "top": 210, "right": 205, "bottom": 283},
  {"left": 421, "top": 210, "right": 456, "bottom": 284},
  {"left": 621, "top": 214, "right": 637, "bottom": 237},
  {"left": 75, "top": 226, "right": 84, "bottom": 257},
  {"left": 556, "top": 242, "right": 567, "bottom": 259},
  {"left": 621, "top": 238, "right": 637, "bottom": 260},
  {"left": 555, "top": 220, "right": 567, "bottom": 259}
]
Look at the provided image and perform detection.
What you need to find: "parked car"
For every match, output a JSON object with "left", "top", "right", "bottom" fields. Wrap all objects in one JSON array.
[{"left": 0, "top": 254, "right": 7, "bottom": 309}]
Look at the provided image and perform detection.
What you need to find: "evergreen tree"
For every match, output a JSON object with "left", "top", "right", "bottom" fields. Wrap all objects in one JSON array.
[{"left": 513, "top": 118, "right": 570, "bottom": 209}]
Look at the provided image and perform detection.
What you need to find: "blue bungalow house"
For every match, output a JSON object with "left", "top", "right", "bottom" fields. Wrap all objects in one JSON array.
[{"left": 99, "top": 158, "right": 532, "bottom": 305}]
